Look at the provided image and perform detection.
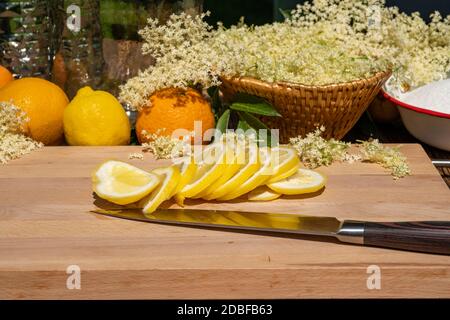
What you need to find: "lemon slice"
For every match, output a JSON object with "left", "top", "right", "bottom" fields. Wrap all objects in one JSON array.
[
  {"left": 196, "top": 141, "right": 246, "bottom": 199},
  {"left": 218, "top": 147, "right": 273, "bottom": 201},
  {"left": 266, "top": 146, "right": 301, "bottom": 184},
  {"left": 268, "top": 163, "right": 300, "bottom": 184},
  {"left": 202, "top": 143, "right": 260, "bottom": 200},
  {"left": 141, "top": 166, "right": 181, "bottom": 214},
  {"left": 176, "top": 142, "right": 231, "bottom": 204},
  {"left": 267, "top": 168, "right": 326, "bottom": 195},
  {"left": 92, "top": 160, "right": 160, "bottom": 205},
  {"left": 170, "top": 156, "right": 197, "bottom": 198},
  {"left": 248, "top": 186, "right": 281, "bottom": 201}
]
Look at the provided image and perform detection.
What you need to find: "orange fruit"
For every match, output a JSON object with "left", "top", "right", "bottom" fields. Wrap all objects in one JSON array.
[
  {"left": 0, "top": 77, "right": 69, "bottom": 145},
  {"left": 0, "top": 66, "right": 13, "bottom": 89},
  {"left": 136, "top": 88, "right": 215, "bottom": 144}
]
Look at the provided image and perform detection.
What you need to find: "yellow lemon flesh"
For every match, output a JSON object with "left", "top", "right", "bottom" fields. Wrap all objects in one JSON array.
[
  {"left": 92, "top": 160, "right": 160, "bottom": 205},
  {"left": 195, "top": 141, "right": 246, "bottom": 199},
  {"left": 64, "top": 86, "right": 130, "bottom": 146},
  {"left": 141, "top": 166, "right": 181, "bottom": 215},
  {"left": 170, "top": 156, "right": 197, "bottom": 198},
  {"left": 175, "top": 143, "right": 231, "bottom": 205},
  {"left": 266, "top": 146, "right": 301, "bottom": 184},
  {"left": 219, "top": 147, "right": 273, "bottom": 201},
  {"left": 248, "top": 186, "right": 281, "bottom": 201},
  {"left": 202, "top": 143, "right": 260, "bottom": 200},
  {"left": 267, "top": 168, "right": 327, "bottom": 195}
]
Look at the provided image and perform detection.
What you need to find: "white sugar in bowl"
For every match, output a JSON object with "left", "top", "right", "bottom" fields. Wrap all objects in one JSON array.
[{"left": 382, "top": 79, "right": 450, "bottom": 151}]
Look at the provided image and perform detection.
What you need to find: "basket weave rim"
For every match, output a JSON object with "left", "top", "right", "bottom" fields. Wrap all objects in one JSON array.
[{"left": 221, "top": 69, "right": 392, "bottom": 90}]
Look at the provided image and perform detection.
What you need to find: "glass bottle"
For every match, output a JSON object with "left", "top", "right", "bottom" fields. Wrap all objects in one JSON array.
[
  {"left": 101, "top": 0, "right": 204, "bottom": 97},
  {"left": 52, "top": 0, "right": 105, "bottom": 99},
  {"left": 0, "top": 0, "right": 53, "bottom": 78},
  {"left": 100, "top": 0, "right": 203, "bottom": 125}
]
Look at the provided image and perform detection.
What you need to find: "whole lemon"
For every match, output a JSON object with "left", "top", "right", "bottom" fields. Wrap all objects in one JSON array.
[
  {"left": 64, "top": 87, "right": 130, "bottom": 146},
  {"left": 0, "top": 77, "right": 69, "bottom": 145}
]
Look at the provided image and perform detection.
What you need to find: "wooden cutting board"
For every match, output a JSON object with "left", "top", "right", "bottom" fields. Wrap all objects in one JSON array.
[{"left": 0, "top": 145, "right": 449, "bottom": 299}]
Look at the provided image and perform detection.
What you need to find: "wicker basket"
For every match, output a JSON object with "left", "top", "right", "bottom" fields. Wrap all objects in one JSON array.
[{"left": 220, "top": 70, "right": 391, "bottom": 143}]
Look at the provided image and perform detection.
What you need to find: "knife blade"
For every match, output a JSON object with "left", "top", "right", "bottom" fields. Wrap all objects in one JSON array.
[{"left": 92, "top": 208, "right": 450, "bottom": 255}]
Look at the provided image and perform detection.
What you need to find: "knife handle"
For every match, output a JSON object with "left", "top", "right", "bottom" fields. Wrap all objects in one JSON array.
[{"left": 363, "top": 221, "right": 450, "bottom": 255}]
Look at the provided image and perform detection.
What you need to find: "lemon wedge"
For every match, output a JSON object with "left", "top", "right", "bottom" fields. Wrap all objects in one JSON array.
[
  {"left": 170, "top": 156, "right": 197, "bottom": 198},
  {"left": 92, "top": 160, "right": 160, "bottom": 205},
  {"left": 266, "top": 146, "right": 301, "bottom": 184},
  {"left": 267, "top": 168, "right": 326, "bottom": 195},
  {"left": 202, "top": 143, "right": 260, "bottom": 200},
  {"left": 141, "top": 165, "right": 181, "bottom": 214},
  {"left": 176, "top": 142, "right": 231, "bottom": 204},
  {"left": 248, "top": 186, "right": 281, "bottom": 201},
  {"left": 218, "top": 147, "right": 273, "bottom": 201}
]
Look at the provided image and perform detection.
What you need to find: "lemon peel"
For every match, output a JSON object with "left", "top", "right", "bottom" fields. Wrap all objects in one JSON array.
[
  {"left": 176, "top": 142, "right": 232, "bottom": 204},
  {"left": 142, "top": 166, "right": 181, "bottom": 214},
  {"left": 266, "top": 146, "right": 301, "bottom": 184},
  {"left": 202, "top": 143, "right": 260, "bottom": 200},
  {"left": 171, "top": 156, "right": 197, "bottom": 198},
  {"left": 218, "top": 147, "right": 273, "bottom": 201},
  {"left": 195, "top": 141, "right": 246, "bottom": 199}
]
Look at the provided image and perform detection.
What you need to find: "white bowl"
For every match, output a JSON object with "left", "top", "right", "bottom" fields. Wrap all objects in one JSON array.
[{"left": 381, "top": 89, "right": 450, "bottom": 151}]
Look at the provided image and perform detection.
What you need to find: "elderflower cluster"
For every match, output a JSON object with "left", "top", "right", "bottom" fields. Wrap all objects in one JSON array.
[
  {"left": 290, "top": 0, "right": 450, "bottom": 92},
  {"left": 120, "top": 12, "right": 236, "bottom": 109},
  {"left": 289, "top": 127, "right": 410, "bottom": 179},
  {"left": 119, "top": 0, "right": 449, "bottom": 110},
  {"left": 128, "top": 152, "right": 144, "bottom": 160},
  {"left": 359, "top": 139, "right": 411, "bottom": 179},
  {"left": 289, "top": 126, "right": 352, "bottom": 168},
  {"left": 140, "top": 129, "right": 191, "bottom": 159},
  {"left": 0, "top": 102, "right": 43, "bottom": 164}
]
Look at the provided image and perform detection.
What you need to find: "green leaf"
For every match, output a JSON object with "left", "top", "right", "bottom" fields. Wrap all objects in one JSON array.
[
  {"left": 230, "top": 93, "right": 281, "bottom": 117},
  {"left": 207, "top": 86, "right": 223, "bottom": 119},
  {"left": 238, "top": 111, "right": 269, "bottom": 130},
  {"left": 215, "top": 109, "right": 231, "bottom": 134},
  {"left": 214, "top": 109, "right": 231, "bottom": 142},
  {"left": 237, "top": 119, "right": 251, "bottom": 131},
  {"left": 237, "top": 112, "right": 277, "bottom": 147}
]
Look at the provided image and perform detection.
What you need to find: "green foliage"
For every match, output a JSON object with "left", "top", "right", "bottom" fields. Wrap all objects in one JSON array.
[
  {"left": 211, "top": 90, "right": 280, "bottom": 147},
  {"left": 230, "top": 93, "right": 281, "bottom": 117}
]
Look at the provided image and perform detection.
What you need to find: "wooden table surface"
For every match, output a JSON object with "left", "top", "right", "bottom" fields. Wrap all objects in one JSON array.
[{"left": 0, "top": 145, "right": 449, "bottom": 299}]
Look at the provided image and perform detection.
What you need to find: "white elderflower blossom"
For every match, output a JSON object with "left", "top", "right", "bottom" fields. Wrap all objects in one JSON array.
[
  {"left": 140, "top": 129, "right": 191, "bottom": 159},
  {"left": 120, "top": 0, "right": 450, "bottom": 110},
  {"left": 0, "top": 102, "right": 43, "bottom": 164},
  {"left": 289, "top": 126, "right": 352, "bottom": 168}
]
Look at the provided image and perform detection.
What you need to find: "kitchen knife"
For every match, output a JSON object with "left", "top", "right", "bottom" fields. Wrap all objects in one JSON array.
[{"left": 92, "top": 208, "right": 450, "bottom": 255}]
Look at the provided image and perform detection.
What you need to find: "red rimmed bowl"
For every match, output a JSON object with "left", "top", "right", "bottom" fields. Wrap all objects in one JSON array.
[{"left": 382, "top": 88, "right": 450, "bottom": 151}]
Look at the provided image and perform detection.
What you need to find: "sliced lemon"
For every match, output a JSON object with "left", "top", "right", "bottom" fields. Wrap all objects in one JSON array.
[
  {"left": 176, "top": 142, "right": 231, "bottom": 204},
  {"left": 202, "top": 143, "right": 260, "bottom": 200},
  {"left": 141, "top": 165, "right": 181, "bottom": 214},
  {"left": 196, "top": 141, "right": 246, "bottom": 199},
  {"left": 248, "top": 186, "right": 281, "bottom": 201},
  {"left": 268, "top": 163, "right": 300, "bottom": 184},
  {"left": 92, "top": 160, "right": 160, "bottom": 205},
  {"left": 218, "top": 147, "right": 273, "bottom": 201},
  {"left": 267, "top": 168, "right": 326, "bottom": 195},
  {"left": 170, "top": 156, "right": 197, "bottom": 198},
  {"left": 266, "top": 146, "right": 301, "bottom": 184}
]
